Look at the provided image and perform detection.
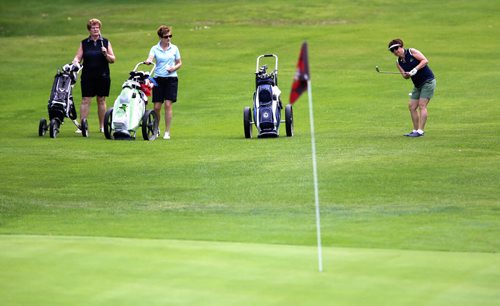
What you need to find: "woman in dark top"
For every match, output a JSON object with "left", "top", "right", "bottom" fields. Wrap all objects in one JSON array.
[
  {"left": 73, "top": 18, "right": 115, "bottom": 134},
  {"left": 388, "top": 38, "right": 436, "bottom": 137}
]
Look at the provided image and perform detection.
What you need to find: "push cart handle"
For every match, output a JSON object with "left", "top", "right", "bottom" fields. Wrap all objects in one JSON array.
[
  {"left": 133, "top": 61, "right": 156, "bottom": 75},
  {"left": 256, "top": 54, "right": 279, "bottom": 74}
]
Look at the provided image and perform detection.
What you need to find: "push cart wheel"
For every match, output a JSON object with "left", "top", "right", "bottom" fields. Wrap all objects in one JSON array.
[
  {"left": 49, "top": 118, "right": 60, "bottom": 138},
  {"left": 104, "top": 108, "right": 113, "bottom": 140},
  {"left": 81, "top": 118, "right": 89, "bottom": 137},
  {"left": 141, "top": 109, "right": 159, "bottom": 141},
  {"left": 285, "top": 104, "right": 293, "bottom": 137},
  {"left": 243, "top": 106, "right": 252, "bottom": 139},
  {"left": 39, "top": 118, "right": 47, "bottom": 136}
]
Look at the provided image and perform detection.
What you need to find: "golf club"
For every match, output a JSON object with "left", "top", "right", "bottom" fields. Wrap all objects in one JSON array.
[{"left": 375, "top": 66, "right": 401, "bottom": 75}]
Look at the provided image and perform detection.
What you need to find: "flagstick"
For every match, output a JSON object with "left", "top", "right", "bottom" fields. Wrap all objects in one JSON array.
[{"left": 306, "top": 79, "right": 323, "bottom": 272}]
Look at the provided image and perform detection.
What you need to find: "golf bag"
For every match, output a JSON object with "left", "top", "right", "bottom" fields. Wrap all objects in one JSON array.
[
  {"left": 104, "top": 61, "right": 158, "bottom": 140},
  {"left": 39, "top": 63, "right": 82, "bottom": 138},
  {"left": 49, "top": 64, "right": 79, "bottom": 120},
  {"left": 254, "top": 66, "right": 282, "bottom": 135},
  {"left": 243, "top": 54, "right": 293, "bottom": 139}
]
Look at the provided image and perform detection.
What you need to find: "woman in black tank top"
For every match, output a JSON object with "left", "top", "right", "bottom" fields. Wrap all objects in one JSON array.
[
  {"left": 388, "top": 38, "right": 436, "bottom": 137},
  {"left": 72, "top": 18, "right": 116, "bottom": 135}
]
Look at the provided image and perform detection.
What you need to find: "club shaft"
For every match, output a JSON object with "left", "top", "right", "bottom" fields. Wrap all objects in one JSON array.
[{"left": 375, "top": 66, "right": 401, "bottom": 75}]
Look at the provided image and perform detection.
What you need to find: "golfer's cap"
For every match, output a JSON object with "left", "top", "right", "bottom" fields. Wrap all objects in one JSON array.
[{"left": 388, "top": 44, "right": 401, "bottom": 50}]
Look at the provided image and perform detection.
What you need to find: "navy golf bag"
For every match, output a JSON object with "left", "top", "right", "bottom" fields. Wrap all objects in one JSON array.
[
  {"left": 254, "top": 71, "right": 281, "bottom": 136},
  {"left": 243, "top": 54, "right": 293, "bottom": 138}
]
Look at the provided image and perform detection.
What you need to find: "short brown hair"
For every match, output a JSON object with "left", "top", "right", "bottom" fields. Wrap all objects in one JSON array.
[
  {"left": 157, "top": 25, "right": 171, "bottom": 38},
  {"left": 388, "top": 38, "right": 404, "bottom": 49},
  {"left": 87, "top": 18, "right": 102, "bottom": 30}
]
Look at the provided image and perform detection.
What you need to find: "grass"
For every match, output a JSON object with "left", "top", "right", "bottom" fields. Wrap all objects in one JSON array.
[
  {"left": 1, "top": 235, "right": 498, "bottom": 306},
  {"left": 0, "top": 0, "right": 499, "bottom": 304}
]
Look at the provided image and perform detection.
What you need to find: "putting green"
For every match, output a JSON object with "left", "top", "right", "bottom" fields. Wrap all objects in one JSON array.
[{"left": 1, "top": 235, "right": 498, "bottom": 305}]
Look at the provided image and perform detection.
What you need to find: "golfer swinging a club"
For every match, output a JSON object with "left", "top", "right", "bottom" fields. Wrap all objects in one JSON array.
[{"left": 388, "top": 38, "right": 436, "bottom": 137}]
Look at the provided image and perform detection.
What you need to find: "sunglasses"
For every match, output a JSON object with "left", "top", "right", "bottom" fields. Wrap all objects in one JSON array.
[
  {"left": 162, "top": 34, "right": 173, "bottom": 39},
  {"left": 389, "top": 46, "right": 400, "bottom": 53}
]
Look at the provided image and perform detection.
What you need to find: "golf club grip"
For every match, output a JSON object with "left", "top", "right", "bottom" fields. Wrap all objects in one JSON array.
[{"left": 263, "top": 54, "right": 274, "bottom": 57}]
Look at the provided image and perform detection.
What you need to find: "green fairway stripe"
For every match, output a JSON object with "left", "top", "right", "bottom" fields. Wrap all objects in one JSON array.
[{"left": 1, "top": 234, "right": 498, "bottom": 306}]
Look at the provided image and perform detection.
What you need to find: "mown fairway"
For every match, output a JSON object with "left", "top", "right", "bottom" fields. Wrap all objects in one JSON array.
[{"left": 0, "top": 0, "right": 499, "bottom": 305}]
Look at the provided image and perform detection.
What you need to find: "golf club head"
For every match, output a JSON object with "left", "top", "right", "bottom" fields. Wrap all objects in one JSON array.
[{"left": 375, "top": 66, "right": 381, "bottom": 73}]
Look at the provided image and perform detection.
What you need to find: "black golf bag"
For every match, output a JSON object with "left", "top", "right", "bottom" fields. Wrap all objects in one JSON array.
[
  {"left": 48, "top": 65, "right": 78, "bottom": 121},
  {"left": 39, "top": 63, "right": 82, "bottom": 138}
]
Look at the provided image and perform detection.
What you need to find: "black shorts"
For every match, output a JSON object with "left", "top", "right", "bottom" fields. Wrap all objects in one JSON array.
[
  {"left": 81, "top": 75, "right": 111, "bottom": 97},
  {"left": 153, "top": 77, "right": 178, "bottom": 103}
]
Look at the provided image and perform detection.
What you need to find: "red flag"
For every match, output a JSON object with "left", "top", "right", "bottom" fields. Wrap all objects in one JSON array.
[{"left": 289, "top": 42, "right": 310, "bottom": 104}]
